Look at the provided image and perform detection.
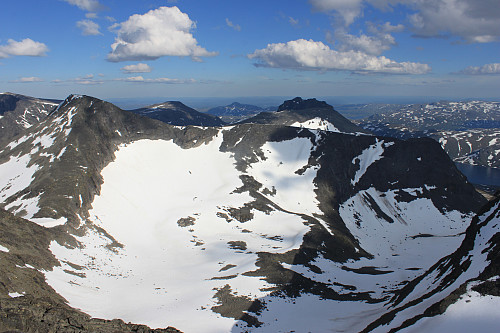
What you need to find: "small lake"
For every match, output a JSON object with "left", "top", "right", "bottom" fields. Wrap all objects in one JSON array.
[{"left": 455, "top": 163, "right": 500, "bottom": 187}]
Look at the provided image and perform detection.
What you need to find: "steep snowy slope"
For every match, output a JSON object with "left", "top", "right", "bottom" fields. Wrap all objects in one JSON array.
[
  {"left": 0, "top": 95, "right": 493, "bottom": 332},
  {"left": 365, "top": 195, "right": 500, "bottom": 332},
  {"left": 436, "top": 129, "right": 500, "bottom": 168}
]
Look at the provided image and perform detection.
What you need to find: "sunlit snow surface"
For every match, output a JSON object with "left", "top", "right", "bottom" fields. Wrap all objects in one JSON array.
[
  {"left": 45, "top": 133, "right": 317, "bottom": 332},
  {"left": 290, "top": 117, "right": 340, "bottom": 132}
]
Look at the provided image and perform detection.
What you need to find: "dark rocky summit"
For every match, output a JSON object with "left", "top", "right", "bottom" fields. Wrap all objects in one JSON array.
[
  {"left": 240, "top": 97, "right": 370, "bottom": 134},
  {"left": 277, "top": 97, "right": 330, "bottom": 111}
]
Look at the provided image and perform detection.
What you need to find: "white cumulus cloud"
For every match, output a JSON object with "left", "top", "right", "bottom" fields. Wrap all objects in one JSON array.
[
  {"left": 63, "top": 0, "right": 103, "bottom": 12},
  {"left": 76, "top": 19, "right": 102, "bottom": 36},
  {"left": 0, "top": 38, "right": 49, "bottom": 58},
  {"left": 331, "top": 22, "right": 404, "bottom": 55},
  {"left": 459, "top": 63, "right": 500, "bottom": 75},
  {"left": 121, "top": 63, "right": 152, "bottom": 73},
  {"left": 248, "top": 39, "right": 430, "bottom": 74},
  {"left": 107, "top": 6, "right": 217, "bottom": 62}
]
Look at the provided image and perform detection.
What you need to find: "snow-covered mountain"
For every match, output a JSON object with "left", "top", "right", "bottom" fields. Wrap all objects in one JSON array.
[
  {"left": 0, "top": 95, "right": 497, "bottom": 333},
  {"left": 358, "top": 100, "right": 500, "bottom": 132},
  {"left": 241, "top": 97, "right": 370, "bottom": 134},
  {"left": 0, "top": 92, "right": 60, "bottom": 145},
  {"left": 433, "top": 129, "right": 500, "bottom": 168},
  {"left": 356, "top": 101, "right": 500, "bottom": 168},
  {"left": 207, "top": 102, "right": 275, "bottom": 124},
  {"left": 131, "top": 101, "right": 226, "bottom": 127}
]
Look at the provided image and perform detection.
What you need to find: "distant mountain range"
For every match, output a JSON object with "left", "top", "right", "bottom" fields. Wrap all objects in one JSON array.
[
  {"left": 356, "top": 100, "right": 500, "bottom": 169},
  {"left": 1, "top": 93, "right": 498, "bottom": 333}
]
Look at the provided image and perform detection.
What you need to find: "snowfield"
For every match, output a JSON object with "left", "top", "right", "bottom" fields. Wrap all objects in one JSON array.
[{"left": 44, "top": 133, "right": 318, "bottom": 332}]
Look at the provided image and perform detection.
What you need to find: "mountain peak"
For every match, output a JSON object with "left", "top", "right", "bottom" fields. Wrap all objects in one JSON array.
[
  {"left": 132, "top": 100, "right": 225, "bottom": 127},
  {"left": 147, "top": 101, "right": 188, "bottom": 110},
  {"left": 49, "top": 94, "right": 104, "bottom": 117},
  {"left": 277, "top": 97, "right": 331, "bottom": 112}
]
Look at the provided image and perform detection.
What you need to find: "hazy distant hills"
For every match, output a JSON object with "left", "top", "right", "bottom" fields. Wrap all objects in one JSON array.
[
  {"left": 356, "top": 100, "right": 500, "bottom": 168},
  {"left": 130, "top": 101, "right": 226, "bottom": 127},
  {"left": 1, "top": 94, "right": 498, "bottom": 332},
  {"left": 334, "top": 103, "right": 405, "bottom": 120},
  {"left": 0, "top": 92, "right": 60, "bottom": 145}
]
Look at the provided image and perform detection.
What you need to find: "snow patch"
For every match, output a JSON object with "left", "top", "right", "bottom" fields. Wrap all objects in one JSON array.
[
  {"left": 32, "top": 133, "right": 56, "bottom": 149},
  {"left": 290, "top": 117, "right": 340, "bottom": 132},
  {"left": 6, "top": 134, "right": 31, "bottom": 150},
  {"left": 351, "top": 139, "right": 392, "bottom": 185},
  {"left": 0, "top": 154, "right": 39, "bottom": 202},
  {"left": 31, "top": 217, "right": 67, "bottom": 228}
]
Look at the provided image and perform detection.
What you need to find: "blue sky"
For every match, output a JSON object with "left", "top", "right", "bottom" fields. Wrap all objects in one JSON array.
[{"left": 1, "top": 0, "right": 499, "bottom": 103}]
